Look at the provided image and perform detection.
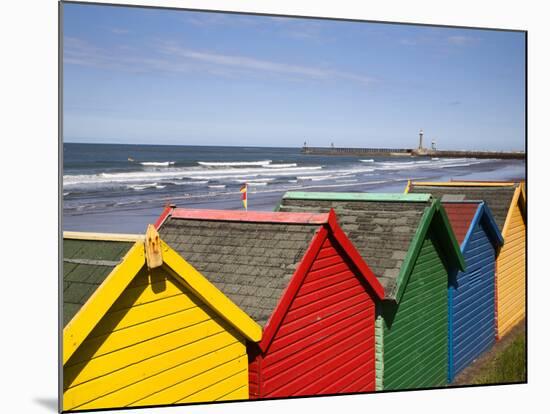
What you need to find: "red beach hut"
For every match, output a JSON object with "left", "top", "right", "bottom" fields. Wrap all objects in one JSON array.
[{"left": 155, "top": 207, "right": 385, "bottom": 398}]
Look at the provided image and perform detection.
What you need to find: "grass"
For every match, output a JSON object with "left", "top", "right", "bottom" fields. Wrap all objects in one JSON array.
[{"left": 471, "top": 334, "right": 526, "bottom": 385}]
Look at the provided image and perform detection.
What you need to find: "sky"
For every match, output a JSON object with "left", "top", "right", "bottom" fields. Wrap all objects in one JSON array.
[{"left": 63, "top": 3, "right": 526, "bottom": 151}]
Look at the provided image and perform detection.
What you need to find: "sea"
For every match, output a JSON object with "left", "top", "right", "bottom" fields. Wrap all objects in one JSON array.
[{"left": 63, "top": 143, "right": 526, "bottom": 233}]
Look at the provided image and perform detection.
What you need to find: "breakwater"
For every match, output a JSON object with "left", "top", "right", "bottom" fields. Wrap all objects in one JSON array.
[{"left": 301, "top": 147, "right": 525, "bottom": 159}]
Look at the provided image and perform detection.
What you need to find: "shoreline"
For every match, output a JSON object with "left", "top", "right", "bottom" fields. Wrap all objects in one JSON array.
[{"left": 63, "top": 165, "right": 525, "bottom": 234}]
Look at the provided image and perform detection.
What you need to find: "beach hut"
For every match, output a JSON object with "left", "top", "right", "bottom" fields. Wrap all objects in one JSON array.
[
  {"left": 155, "top": 208, "right": 385, "bottom": 398},
  {"left": 278, "top": 192, "right": 465, "bottom": 391},
  {"left": 442, "top": 201, "right": 504, "bottom": 381},
  {"left": 407, "top": 181, "right": 526, "bottom": 338},
  {"left": 63, "top": 227, "right": 261, "bottom": 411}
]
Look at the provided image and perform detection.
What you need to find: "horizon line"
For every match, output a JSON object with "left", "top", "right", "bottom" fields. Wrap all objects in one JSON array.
[{"left": 63, "top": 140, "right": 525, "bottom": 152}]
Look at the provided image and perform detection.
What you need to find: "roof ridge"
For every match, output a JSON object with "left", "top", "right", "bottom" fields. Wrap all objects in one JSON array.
[
  {"left": 63, "top": 258, "right": 122, "bottom": 267},
  {"left": 462, "top": 202, "right": 504, "bottom": 249},
  {"left": 63, "top": 231, "right": 144, "bottom": 242},
  {"left": 283, "top": 192, "right": 432, "bottom": 202},
  {"left": 442, "top": 200, "right": 484, "bottom": 204},
  {"left": 412, "top": 181, "right": 516, "bottom": 187},
  {"left": 169, "top": 208, "right": 329, "bottom": 224}
]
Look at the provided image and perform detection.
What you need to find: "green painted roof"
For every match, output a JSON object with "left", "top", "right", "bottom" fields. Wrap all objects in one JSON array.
[
  {"left": 283, "top": 192, "right": 431, "bottom": 202},
  {"left": 63, "top": 239, "right": 134, "bottom": 327}
]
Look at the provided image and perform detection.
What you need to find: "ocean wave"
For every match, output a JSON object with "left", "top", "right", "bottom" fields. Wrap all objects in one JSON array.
[
  {"left": 334, "top": 178, "right": 359, "bottom": 183},
  {"left": 336, "top": 168, "right": 374, "bottom": 175},
  {"left": 127, "top": 183, "right": 159, "bottom": 191},
  {"left": 233, "top": 178, "right": 275, "bottom": 183},
  {"left": 140, "top": 161, "right": 176, "bottom": 166},
  {"left": 374, "top": 158, "right": 483, "bottom": 171},
  {"left": 170, "top": 180, "right": 209, "bottom": 185},
  {"left": 360, "top": 159, "right": 374, "bottom": 163},
  {"left": 65, "top": 165, "right": 323, "bottom": 185},
  {"left": 298, "top": 174, "right": 340, "bottom": 181},
  {"left": 262, "top": 163, "right": 297, "bottom": 168},
  {"left": 440, "top": 161, "right": 481, "bottom": 168},
  {"left": 208, "top": 184, "right": 226, "bottom": 189},
  {"left": 163, "top": 178, "right": 395, "bottom": 202},
  {"left": 63, "top": 156, "right": 490, "bottom": 193},
  {"left": 247, "top": 182, "right": 268, "bottom": 186},
  {"left": 198, "top": 160, "right": 272, "bottom": 167}
]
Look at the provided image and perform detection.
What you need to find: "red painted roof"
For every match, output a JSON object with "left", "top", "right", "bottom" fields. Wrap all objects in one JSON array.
[
  {"left": 155, "top": 206, "right": 385, "bottom": 346},
  {"left": 442, "top": 202, "right": 480, "bottom": 245},
  {"left": 168, "top": 208, "right": 330, "bottom": 224}
]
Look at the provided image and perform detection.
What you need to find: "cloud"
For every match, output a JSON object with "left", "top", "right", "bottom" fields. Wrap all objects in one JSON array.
[
  {"left": 182, "top": 13, "right": 327, "bottom": 43},
  {"left": 398, "top": 32, "right": 478, "bottom": 49},
  {"left": 159, "top": 43, "right": 375, "bottom": 84},
  {"left": 447, "top": 35, "right": 476, "bottom": 46},
  {"left": 63, "top": 37, "right": 187, "bottom": 73},
  {"left": 64, "top": 37, "right": 376, "bottom": 86}
]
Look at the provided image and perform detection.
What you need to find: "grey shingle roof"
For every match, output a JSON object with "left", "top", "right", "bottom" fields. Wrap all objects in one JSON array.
[
  {"left": 63, "top": 239, "right": 134, "bottom": 327},
  {"left": 158, "top": 218, "right": 319, "bottom": 327},
  {"left": 409, "top": 185, "right": 516, "bottom": 230},
  {"left": 279, "top": 199, "right": 431, "bottom": 298}
]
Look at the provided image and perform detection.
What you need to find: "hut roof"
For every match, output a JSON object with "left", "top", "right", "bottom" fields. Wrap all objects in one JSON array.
[
  {"left": 157, "top": 209, "right": 384, "bottom": 328},
  {"left": 442, "top": 202, "right": 480, "bottom": 245},
  {"left": 278, "top": 192, "right": 464, "bottom": 301},
  {"left": 408, "top": 182, "right": 519, "bottom": 231},
  {"left": 62, "top": 231, "right": 262, "bottom": 365},
  {"left": 63, "top": 234, "right": 138, "bottom": 327},
  {"left": 443, "top": 201, "right": 504, "bottom": 249}
]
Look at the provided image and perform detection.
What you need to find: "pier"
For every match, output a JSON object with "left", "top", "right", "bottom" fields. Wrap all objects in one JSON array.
[
  {"left": 301, "top": 147, "right": 414, "bottom": 156},
  {"left": 301, "top": 130, "right": 525, "bottom": 160},
  {"left": 301, "top": 147, "right": 525, "bottom": 159}
]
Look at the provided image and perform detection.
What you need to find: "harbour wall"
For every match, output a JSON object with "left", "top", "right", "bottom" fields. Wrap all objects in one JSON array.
[{"left": 301, "top": 147, "right": 525, "bottom": 160}]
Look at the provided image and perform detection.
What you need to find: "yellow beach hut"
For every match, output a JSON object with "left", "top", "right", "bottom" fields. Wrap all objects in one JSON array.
[
  {"left": 406, "top": 181, "right": 526, "bottom": 338},
  {"left": 63, "top": 226, "right": 261, "bottom": 411}
]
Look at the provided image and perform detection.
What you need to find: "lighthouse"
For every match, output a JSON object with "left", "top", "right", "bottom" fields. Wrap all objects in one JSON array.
[{"left": 418, "top": 129, "right": 424, "bottom": 150}]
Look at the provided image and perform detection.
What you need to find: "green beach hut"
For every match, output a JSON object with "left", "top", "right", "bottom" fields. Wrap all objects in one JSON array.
[{"left": 278, "top": 192, "right": 465, "bottom": 391}]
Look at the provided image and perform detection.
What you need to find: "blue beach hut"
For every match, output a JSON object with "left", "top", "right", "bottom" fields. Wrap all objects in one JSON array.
[{"left": 443, "top": 201, "right": 504, "bottom": 382}]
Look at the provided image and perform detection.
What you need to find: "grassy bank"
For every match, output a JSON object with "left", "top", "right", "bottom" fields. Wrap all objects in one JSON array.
[
  {"left": 452, "top": 320, "right": 526, "bottom": 386},
  {"left": 471, "top": 334, "right": 526, "bottom": 385}
]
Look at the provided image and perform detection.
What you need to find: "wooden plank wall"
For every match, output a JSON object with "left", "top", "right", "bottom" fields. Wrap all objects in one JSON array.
[
  {"left": 375, "top": 309, "right": 384, "bottom": 390},
  {"left": 256, "top": 235, "right": 377, "bottom": 397},
  {"left": 247, "top": 344, "right": 262, "bottom": 399},
  {"left": 449, "top": 220, "right": 496, "bottom": 381},
  {"left": 63, "top": 267, "right": 249, "bottom": 411},
  {"left": 497, "top": 202, "right": 526, "bottom": 337},
  {"left": 381, "top": 230, "right": 448, "bottom": 390}
]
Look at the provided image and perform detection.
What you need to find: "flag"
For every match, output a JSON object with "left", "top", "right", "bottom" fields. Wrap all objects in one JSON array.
[{"left": 240, "top": 183, "right": 248, "bottom": 210}]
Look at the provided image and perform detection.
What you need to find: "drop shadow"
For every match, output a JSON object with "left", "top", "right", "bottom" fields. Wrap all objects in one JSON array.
[{"left": 33, "top": 397, "right": 58, "bottom": 412}]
